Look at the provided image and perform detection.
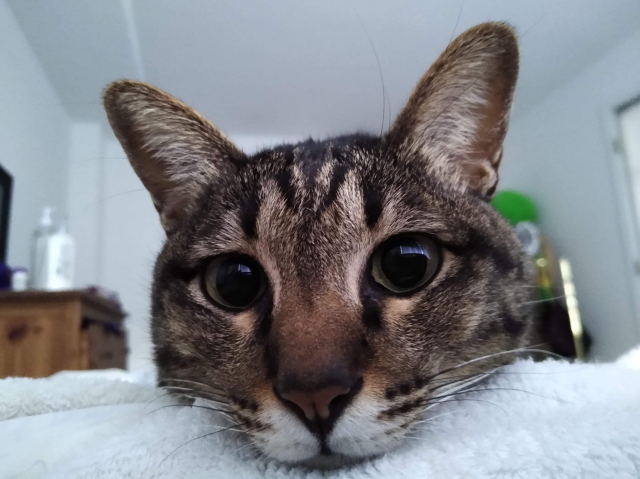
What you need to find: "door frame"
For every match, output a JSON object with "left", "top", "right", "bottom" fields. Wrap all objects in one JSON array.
[{"left": 602, "top": 95, "right": 640, "bottom": 338}]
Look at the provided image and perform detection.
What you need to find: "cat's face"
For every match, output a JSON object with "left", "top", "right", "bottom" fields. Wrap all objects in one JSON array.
[{"left": 104, "top": 23, "right": 533, "bottom": 464}]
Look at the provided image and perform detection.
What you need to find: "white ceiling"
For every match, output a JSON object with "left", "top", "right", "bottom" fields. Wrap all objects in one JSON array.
[{"left": 8, "top": 0, "right": 640, "bottom": 137}]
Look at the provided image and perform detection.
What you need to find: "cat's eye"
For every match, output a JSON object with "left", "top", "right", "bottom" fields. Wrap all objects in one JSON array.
[
  {"left": 203, "top": 254, "right": 265, "bottom": 309},
  {"left": 371, "top": 235, "right": 440, "bottom": 293}
]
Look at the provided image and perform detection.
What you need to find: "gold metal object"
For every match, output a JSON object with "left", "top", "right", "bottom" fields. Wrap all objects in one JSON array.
[{"left": 558, "top": 257, "right": 585, "bottom": 360}]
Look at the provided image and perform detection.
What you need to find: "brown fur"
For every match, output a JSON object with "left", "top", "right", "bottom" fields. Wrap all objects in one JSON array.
[{"left": 103, "top": 23, "right": 534, "bottom": 464}]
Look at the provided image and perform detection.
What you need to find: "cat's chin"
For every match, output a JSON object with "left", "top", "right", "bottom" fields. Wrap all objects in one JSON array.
[
  {"left": 255, "top": 445, "right": 372, "bottom": 470},
  {"left": 291, "top": 452, "right": 370, "bottom": 470}
]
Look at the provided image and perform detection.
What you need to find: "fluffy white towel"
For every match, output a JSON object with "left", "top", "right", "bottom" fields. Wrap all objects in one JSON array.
[{"left": 1, "top": 351, "right": 640, "bottom": 479}]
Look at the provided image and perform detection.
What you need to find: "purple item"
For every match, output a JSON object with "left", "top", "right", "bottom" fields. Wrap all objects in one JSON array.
[{"left": 0, "top": 263, "right": 12, "bottom": 290}]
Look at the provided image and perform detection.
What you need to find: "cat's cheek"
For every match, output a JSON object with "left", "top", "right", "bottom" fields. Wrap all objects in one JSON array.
[{"left": 379, "top": 296, "right": 415, "bottom": 331}]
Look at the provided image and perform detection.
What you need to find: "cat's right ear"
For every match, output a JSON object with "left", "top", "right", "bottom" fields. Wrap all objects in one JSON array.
[
  {"left": 103, "top": 80, "right": 244, "bottom": 233},
  {"left": 387, "top": 23, "right": 519, "bottom": 198}
]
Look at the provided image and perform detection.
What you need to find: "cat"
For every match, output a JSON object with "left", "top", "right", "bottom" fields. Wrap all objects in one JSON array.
[{"left": 103, "top": 22, "right": 534, "bottom": 465}]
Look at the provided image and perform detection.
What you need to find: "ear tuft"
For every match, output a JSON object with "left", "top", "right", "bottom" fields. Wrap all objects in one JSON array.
[
  {"left": 103, "top": 80, "right": 244, "bottom": 232},
  {"left": 388, "top": 22, "right": 519, "bottom": 197}
]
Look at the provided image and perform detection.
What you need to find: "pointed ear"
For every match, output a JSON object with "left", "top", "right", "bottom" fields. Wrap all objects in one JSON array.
[
  {"left": 388, "top": 22, "right": 519, "bottom": 197},
  {"left": 103, "top": 80, "right": 244, "bottom": 233}
]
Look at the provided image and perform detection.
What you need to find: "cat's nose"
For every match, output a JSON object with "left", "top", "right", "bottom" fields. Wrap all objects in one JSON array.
[{"left": 275, "top": 371, "right": 362, "bottom": 432}]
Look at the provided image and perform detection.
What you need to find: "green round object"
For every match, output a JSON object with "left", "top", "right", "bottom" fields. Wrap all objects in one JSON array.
[{"left": 491, "top": 190, "right": 539, "bottom": 226}]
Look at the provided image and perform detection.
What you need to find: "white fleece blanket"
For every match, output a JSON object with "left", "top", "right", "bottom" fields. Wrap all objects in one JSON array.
[{"left": 1, "top": 349, "right": 640, "bottom": 479}]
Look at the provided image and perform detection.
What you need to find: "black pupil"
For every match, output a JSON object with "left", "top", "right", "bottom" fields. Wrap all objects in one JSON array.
[
  {"left": 215, "top": 258, "right": 261, "bottom": 307},
  {"left": 381, "top": 240, "right": 429, "bottom": 289}
]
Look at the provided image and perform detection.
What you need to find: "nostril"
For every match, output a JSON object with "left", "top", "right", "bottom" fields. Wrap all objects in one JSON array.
[
  {"left": 327, "top": 389, "right": 351, "bottom": 418},
  {"left": 330, "top": 376, "right": 363, "bottom": 414}
]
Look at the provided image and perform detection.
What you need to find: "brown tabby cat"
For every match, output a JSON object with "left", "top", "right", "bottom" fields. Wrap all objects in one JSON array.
[{"left": 103, "top": 22, "right": 533, "bottom": 464}]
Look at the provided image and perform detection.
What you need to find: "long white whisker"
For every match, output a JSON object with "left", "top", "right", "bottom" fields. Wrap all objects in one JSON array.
[
  {"left": 425, "top": 398, "right": 510, "bottom": 418},
  {"left": 159, "top": 378, "right": 229, "bottom": 396},
  {"left": 428, "top": 346, "right": 565, "bottom": 381},
  {"left": 161, "top": 385, "right": 230, "bottom": 406},
  {"left": 522, "top": 295, "right": 566, "bottom": 305},
  {"left": 413, "top": 409, "right": 467, "bottom": 426},
  {"left": 432, "top": 372, "right": 492, "bottom": 397},
  {"left": 231, "top": 440, "right": 259, "bottom": 455}
]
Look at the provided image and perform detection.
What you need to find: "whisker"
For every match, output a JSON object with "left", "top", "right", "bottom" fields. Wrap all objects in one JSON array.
[
  {"left": 428, "top": 386, "right": 563, "bottom": 404},
  {"left": 427, "top": 346, "right": 565, "bottom": 382},
  {"left": 98, "top": 188, "right": 147, "bottom": 203},
  {"left": 253, "top": 449, "right": 272, "bottom": 469},
  {"left": 522, "top": 295, "right": 566, "bottom": 305},
  {"left": 159, "top": 423, "right": 252, "bottom": 466},
  {"left": 424, "top": 397, "right": 509, "bottom": 417},
  {"left": 520, "top": 12, "right": 548, "bottom": 39},
  {"left": 160, "top": 385, "right": 230, "bottom": 406},
  {"left": 432, "top": 372, "right": 493, "bottom": 395},
  {"left": 159, "top": 378, "right": 230, "bottom": 396},
  {"left": 429, "top": 365, "right": 584, "bottom": 392},
  {"left": 144, "top": 391, "right": 175, "bottom": 410},
  {"left": 231, "top": 440, "right": 260, "bottom": 455},
  {"left": 354, "top": 9, "right": 388, "bottom": 137},
  {"left": 146, "top": 403, "right": 231, "bottom": 418},
  {"left": 447, "top": 0, "right": 465, "bottom": 47},
  {"left": 413, "top": 409, "right": 467, "bottom": 426},
  {"left": 429, "top": 372, "right": 492, "bottom": 386},
  {"left": 162, "top": 393, "right": 233, "bottom": 418}
]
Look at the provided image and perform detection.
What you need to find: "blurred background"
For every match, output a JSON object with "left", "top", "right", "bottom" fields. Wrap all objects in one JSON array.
[{"left": 1, "top": 0, "right": 639, "bottom": 376}]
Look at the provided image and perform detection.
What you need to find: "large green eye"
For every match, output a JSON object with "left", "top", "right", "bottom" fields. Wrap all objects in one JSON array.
[
  {"left": 371, "top": 235, "right": 440, "bottom": 293},
  {"left": 203, "top": 254, "right": 265, "bottom": 309}
]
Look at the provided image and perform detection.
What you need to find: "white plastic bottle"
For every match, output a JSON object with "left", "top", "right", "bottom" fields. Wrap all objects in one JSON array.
[
  {"left": 47, "top": 218, "right": 75, "bottom": 290},
  {"left": 29, "top": 207, "right": 55, "bottom": 290},
  {"left": 30, "top": 208, "right": 75, "bottom": 290}
]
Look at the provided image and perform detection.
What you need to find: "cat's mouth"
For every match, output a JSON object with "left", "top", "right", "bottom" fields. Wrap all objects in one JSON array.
[
  {"left": 296, "top": 451, "right": 367, "bottom": 470},
  {"left": 243, "top": 388, "right": 418, "bottom": 465},
  {"left": 273, "top": 377, "right": 364, "bottom": 443}
]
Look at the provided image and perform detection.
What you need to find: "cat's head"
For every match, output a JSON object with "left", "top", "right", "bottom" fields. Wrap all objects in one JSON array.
[{"left": 104, "top": 23, "right": 533, "bottom": 464}]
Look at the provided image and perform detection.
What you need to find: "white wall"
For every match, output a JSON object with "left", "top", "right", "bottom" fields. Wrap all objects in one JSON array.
[
  {"left": 0, "top": 1, "right": 71, "bottom": 267},
  {"left": 67, "top": 123, "right": 104, "bottom": 289},
  {"left": 68, "top": 128, "right": 296, "bottom": 371},
  {"left": 501, "top": 29, "right": 640, "bottom": 361}
]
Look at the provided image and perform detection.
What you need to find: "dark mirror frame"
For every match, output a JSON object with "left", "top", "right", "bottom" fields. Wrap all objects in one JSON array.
[{"left": 0, "top": 164, "right": 13, "bottom": 264}]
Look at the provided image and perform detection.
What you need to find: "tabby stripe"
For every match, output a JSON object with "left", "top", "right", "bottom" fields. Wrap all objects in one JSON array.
[
  {"left": 317, "top": 162, "right": 349, "bottom": 216},
  {"left": 239, "top": 193, "right": 260, "bottom": 239},
  {"left": 255, "top": 294, "right": 273, "bottom": 340},
  {"left": 501, "top": 306, "right": 524, "bottom": 337},
  {"left": 444, "top": 228, "right": 516, "bottom": 274},
  {"left": 360, "top": 288, "right": 383, "bottom": 330},
  {"left": 362, "top": 183, "right": 383, "bottom": 228},
  {"left": 275, "top": 168, "right": 296, "bottom": 210}
]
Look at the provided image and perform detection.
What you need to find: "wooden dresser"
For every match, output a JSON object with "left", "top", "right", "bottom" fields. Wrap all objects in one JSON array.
[{"left": 0, "top": 291, "right": 127, "bottom": 378}]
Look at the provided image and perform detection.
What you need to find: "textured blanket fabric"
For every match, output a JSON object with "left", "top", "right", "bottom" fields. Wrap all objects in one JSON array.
[{"left": 1, "top": 352, "right": 639, "bottom": 479}]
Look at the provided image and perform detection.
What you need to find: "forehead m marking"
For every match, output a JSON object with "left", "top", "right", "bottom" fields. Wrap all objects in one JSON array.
[
  {"left": 363, "top": 183, "right": 383, "bottom": 228},
  {"left": 240, "top": 192, "right": 260, "bottom": 239}
]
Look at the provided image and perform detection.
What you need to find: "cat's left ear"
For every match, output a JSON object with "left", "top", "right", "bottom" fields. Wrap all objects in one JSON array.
[
  {"left": 388, "top": 22, "right": 519, "bottom": 197},
  {"left": 103, "top": 80, "right": 244, "bottom": 233}
]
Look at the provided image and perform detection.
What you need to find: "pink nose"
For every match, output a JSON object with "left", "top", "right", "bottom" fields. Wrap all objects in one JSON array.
[{"left": 279, "top": 385, "right": 351, "bottom": 421}]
